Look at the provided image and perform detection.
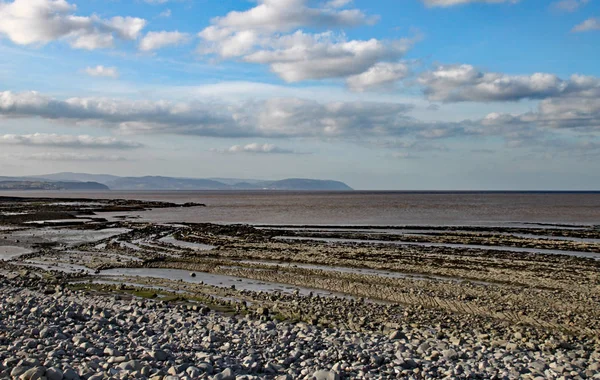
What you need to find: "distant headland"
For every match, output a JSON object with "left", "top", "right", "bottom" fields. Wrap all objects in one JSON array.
[{"left": 0, "top": 173, "right": 353, "bottom": 191}]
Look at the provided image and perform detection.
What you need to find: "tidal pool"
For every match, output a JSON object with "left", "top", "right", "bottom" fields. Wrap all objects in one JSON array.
[
  {"left": 159, "top": 236, "right": 215, "bottom": 251},
  {"left": 0, "top": 246, "right": 32, "bottom": 260},
  {"left": 100, "top": 267, "right": 352, "bottom": 298},
  {"left": 11, "top": 228, "right": 130, "bottom": 245},
  {"left": 17, "top": 260, "right": 94, "bottom": 274}
]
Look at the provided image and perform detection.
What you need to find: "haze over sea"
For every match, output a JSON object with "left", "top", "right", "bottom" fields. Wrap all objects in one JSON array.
[{"left": 3, "top": 191, "right": 599, "bottom": 226}]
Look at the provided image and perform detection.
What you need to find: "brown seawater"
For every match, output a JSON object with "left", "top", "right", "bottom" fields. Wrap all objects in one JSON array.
[{"left": 1, "top": 190, "right": 599, "bottom": 226}]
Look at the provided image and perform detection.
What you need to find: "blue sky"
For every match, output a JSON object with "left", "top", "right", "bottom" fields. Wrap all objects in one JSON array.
[{"left": 1, "top": 0, "right": 599, "bottom": 189}]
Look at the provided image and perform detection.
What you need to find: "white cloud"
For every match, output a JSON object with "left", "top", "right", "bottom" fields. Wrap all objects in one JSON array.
[
  {"left": 572, "top": 17, "right": 600, "bottom": 32},
  {"left": 523, "top": 97, "right": 600, "bottom": 131},
  {"left": 70, "top": 34, "right": 114, "bottom": 50},
  {"left": 139, "top": 31, "right": 190, "bottom": 51},
  {"left": 202, "top": 0, "right": 373, "bottom": 35},
  {"left": 243, "top": 32, "right": 413, "bottom": 83},
  {"left": 0, "top": 133, "right": 141, "bottom": 149},
  {"left": 0, "top": 0, "right": 146, "bottom": 50},
  {"left": 84, "top": 65, "right": 119, "bottom": 78},
  {"left": 422, "top": 0, "right": 519, "bottom": 7},
  {"left": 552, "top": 0, "right": 590, "bottom": 12},
  {"left": 108, "top": 16, "right": 146, "bottom": 40},
  {"left": 379, "top": 140, "right": 448, "bottom": 152},
  {"left": 347, "top": 62, "right": 410, "bottom": 91},
  {"left": 326, "top": 0, "right": 353, "bottom": 8},
  {"left": 159, "top": 9, "right": 171, "bottom": 18},
  {"left": 419, "top": 64, "right": 600, "bottom": 102},
  {"left": 219, "top": 143, "right": 296, "bottom": 154},
  {"left": 197, "top": 0, "right": 413, "bottom": 88}
]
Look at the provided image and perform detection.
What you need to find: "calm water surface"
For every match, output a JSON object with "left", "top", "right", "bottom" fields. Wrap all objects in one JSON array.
[{"left": 2, "top": 191, "right": 599, "bottom": 226}]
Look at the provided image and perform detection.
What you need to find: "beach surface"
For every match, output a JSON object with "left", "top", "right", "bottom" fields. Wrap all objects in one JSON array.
[{"left": 1, "top": 194, "right": 599, "bottom": 379}]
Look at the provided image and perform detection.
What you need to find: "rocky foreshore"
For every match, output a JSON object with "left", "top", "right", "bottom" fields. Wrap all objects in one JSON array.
[
  {"left": 1, "top": 274, "right": 599, "bottom": 380},
  {"left": 1, "top": 197, "right": 600, "bottom": 379}
]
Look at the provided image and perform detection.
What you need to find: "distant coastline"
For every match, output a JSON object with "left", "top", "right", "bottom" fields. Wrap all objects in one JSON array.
[
  {"left": 2, "top": 173, "right": 599, "bottom": 193},
  {"left": 0, "top": 173, "right": 353, "bottom": 191}
]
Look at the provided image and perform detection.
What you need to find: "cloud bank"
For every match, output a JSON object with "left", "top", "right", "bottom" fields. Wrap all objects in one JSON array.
[
  {"left": 419, "top": 64, "right": 600, "bottom": 102},
  {"left": 0, "top": 133, "right": 142, "bottom": 149},
  {"left": 1, "top": 88, "right": 599, "bottom": 160},
  {"left": 0, "top": 90, "right": 417, "bottom": 139},
  {"left": 5, "top": 152, "right": 127, "bottom": 161}
]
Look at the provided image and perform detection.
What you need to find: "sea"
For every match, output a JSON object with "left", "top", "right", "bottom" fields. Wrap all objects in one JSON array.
[{"left": 2, "top": 191, "right": 600, "bottom": 226}]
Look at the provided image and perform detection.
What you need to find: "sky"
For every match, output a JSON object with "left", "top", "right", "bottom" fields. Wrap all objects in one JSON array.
[{"left": 0, "top": 0, "right": 599, "bottom": 190}]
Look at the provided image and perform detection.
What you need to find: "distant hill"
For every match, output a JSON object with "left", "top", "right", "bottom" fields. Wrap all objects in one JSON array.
[
  {"left": 31, "top": 172, "right": 120, "bottom": 184},
  {"left": 2, "top": 173, "right": 354, "bottom": 191},
  {"left": 265, "top": 179, "right": 353, "bottom": 191},
  {"left": 107, "top": 176, "right": 228, "bottom": 190},
  {"left": 105, "top": 176, "right": 353, "bottom": 191},
  {"left": 0, "top": 181, "right": 109, "bottom": 191},
  {"left": 208, "top": 178, "right": 266, "bottom": 186},
  {"left": 0, "top": 176, "right": 45, "bottom": 182}
]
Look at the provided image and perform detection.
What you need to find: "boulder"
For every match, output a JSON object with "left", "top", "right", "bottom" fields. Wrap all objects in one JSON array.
[
  {"left": 213, "top": 368, "right": 235, "bottom": 380},
  {"left": 19, "top": 367, "right": 45, "bottom": 380},
  {"left": 312, "top": 370, "right": 340, "bottom": 380},
  {"left": 46, "top": 367, "right": 64, "bottom": 380}
]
